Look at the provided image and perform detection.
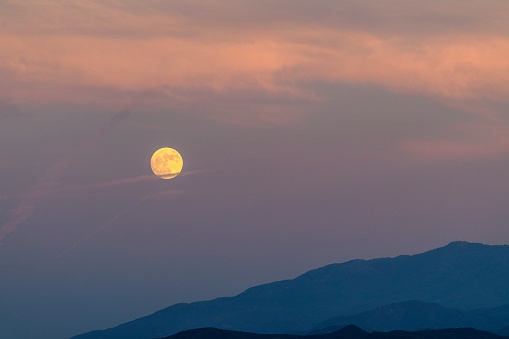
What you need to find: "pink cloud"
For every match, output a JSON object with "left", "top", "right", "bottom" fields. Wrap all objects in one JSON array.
[
  {"left": 3, "top": 31, "right": 508, "bottom": 99},
  {"left": 1, "top": 1, "right": 508, "bottom": 125},
  {"left": 402, "top": 124, "right": 509, "bottom": 161}
]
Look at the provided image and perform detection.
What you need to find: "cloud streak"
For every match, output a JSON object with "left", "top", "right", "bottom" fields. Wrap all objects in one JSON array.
[
  {"left": 0, "top": 169, "right": 214, "bottom": 203},
  {"left": 0, "top": 99, "right": 145, "bottom": 243},
  {"left": 56, "top": 188, "right": 196, "bottom": 259},
  {"left": 402, "top": 124, "right": 509, "bottom": 161},
  {"left": 60, "top": 169, "right": 211, "bottom": 194},
  {"left": 1, "top": 159, "right": 216, "bottom": 243}
]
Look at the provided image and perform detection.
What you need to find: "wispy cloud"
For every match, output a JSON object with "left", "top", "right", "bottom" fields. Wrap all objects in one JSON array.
[
  {"left": 0, "top": 99, "right": 144, "bottom": 243},
  {"left": 64, "top": 175, "right": 158, "bottom": 192},
  {"left": 141, "top": 188, "right": 202, "bottom": 202},
  {"left": 0, "top": 151, "right": 74, "bottom": 242},
  {"left": 401, "top": 124, "right": 509, "bottom": 161},
  {"left": 56, "top": 188, "right": 197, "bottom": 259},
  {"left": 60, "top": 169, "right": 211, "bottom": 194},
  {"left": 0, "top": 102, "right": 24, "bottom": 119},
  {"left": 0, "top": 168, "right": 214, "bottom": 203},
  {"left": 1, "top": 155, "right": 216, "bottom": 242}
]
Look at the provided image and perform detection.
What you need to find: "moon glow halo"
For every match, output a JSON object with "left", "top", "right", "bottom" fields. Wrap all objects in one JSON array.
[{"left": 151, "top": 148, "right": 183, "bottom": 179}]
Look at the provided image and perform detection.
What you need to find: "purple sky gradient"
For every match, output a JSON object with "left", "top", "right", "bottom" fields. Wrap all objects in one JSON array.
[{"left": 1, "top": 1, "right": 509, "bottom": 338}]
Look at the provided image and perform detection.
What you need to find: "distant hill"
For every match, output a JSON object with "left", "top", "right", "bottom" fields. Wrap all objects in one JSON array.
[
  {"left": 71, "top": 241, "right": 509, "bottom": 339},
  {"left": 494, "top": 325, "right": 509, "bottom": 337},
  {"left": 158, "top": 324, "right": 369, "bottom": 339},
  {"left": 311, "top": 301, "right": 509, "bottom": 333},
  {"left": 467, "top": 304, "right": 509, "bottom": 330},
  {"left": 159, "top": 326, "right": 507, "bottom": 339},
  {"left": 310, "top": 301, "right": 468, "bottom": 333}
]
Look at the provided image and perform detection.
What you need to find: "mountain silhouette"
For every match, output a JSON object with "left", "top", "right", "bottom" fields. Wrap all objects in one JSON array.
[
  {"left": 157, "top": 326, "right": 506, "bottom": 339},
  {"left": 71, "top": 241, "right": 509, "bottom": 339},
  {"left": 158, "top": 324, "right": 370, "bottom": 339},
  {"left": 311, "top": 301, "right": 509, "bottom": 333}
]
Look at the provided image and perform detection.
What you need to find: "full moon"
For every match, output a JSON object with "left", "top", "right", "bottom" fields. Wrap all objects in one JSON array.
[{"left": 151, "top": 148, "right": 183, "bottom": 179}]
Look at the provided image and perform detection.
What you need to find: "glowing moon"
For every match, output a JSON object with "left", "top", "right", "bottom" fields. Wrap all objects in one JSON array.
[{"left": 151, "top": 148, "right": 183, "bottom": 179}]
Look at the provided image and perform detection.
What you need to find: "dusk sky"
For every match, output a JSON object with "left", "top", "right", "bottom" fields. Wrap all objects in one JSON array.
[{"left": 1, "top": 1, "right": 509, "bottom": 338}]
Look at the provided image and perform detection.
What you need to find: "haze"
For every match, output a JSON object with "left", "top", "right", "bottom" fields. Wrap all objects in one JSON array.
[{"left": 1, "top": 1, "right": 509, "bottom": 338}]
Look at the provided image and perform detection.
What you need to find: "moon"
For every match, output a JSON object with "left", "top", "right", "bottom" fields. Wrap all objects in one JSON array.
[{"left": 151, "top": 148, "right": 183, "bottom": 179}]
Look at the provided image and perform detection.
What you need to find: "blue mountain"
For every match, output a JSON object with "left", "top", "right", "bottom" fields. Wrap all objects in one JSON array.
[{"left": 71, "top": 241, "right": 509, "bottom": 339}]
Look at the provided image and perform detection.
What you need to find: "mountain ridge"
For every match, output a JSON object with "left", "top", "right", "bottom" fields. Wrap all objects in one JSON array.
[{"left": 71, "top": 241, "right": 509, "bottom": 339}]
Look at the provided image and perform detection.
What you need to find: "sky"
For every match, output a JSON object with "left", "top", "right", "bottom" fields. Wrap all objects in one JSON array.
[{"left": 1, "top": 1, "right": 509, "bottom": 338}]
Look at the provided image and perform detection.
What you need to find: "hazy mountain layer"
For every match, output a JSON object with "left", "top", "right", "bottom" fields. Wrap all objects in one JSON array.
[
  {"left": 496, "top": 325, "right": 509, "bottom": 337},
  {"left": 71, "top": 241, "right": 509, "bottom": 339},
  {"left": 311, "top": 301, "right": 509, "bottom": 333}
]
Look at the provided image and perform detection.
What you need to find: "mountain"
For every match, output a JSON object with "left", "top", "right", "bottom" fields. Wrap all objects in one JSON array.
[
  {"left": 158, "top": 326, "right": 507, "bottom": 339},
  {"left": 495, "top": 325, "right": 509, "bottom": 337},
  {"left": 159, "top": 327, "right": 301, "bottom": 339},
  {"left": 71, "top": 241, "right": 509, "bottom": 339},
  {"left": 159, "top": 325, "right": 369, "bottom": 339},
  {"left": 467, "top": 304, "right": 509, "bottom": 330},
  {"left": 311, "top": 301, "right": 509, "bottom": 333},
  {"left": 310, "top": 301, "right": 468, "bottom": 333}
]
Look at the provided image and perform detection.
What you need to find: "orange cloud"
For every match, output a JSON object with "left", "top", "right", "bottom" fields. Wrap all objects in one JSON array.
[{"left": 1, "top": 0, "right": 509, "bottom": 120}]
